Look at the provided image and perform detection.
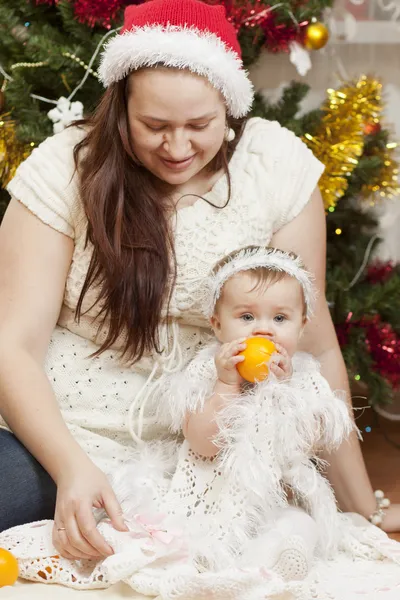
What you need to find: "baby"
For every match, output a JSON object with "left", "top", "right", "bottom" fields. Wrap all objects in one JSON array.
[{"left": 149, "top": 245, "right": 353, "bottom": 579}]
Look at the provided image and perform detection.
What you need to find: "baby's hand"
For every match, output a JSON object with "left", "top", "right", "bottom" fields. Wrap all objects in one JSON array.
[
  {"left": 269, "top": 343, "right": 293, "bottom": 380},
  {"left": 215, "top": 338, "right": 246, "bottom": 387}
]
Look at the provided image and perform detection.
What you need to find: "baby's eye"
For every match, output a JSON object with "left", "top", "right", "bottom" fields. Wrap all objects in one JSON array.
[
  {"left": 274, "top": 314, "right": 286, "bottom": 323},
  {"left": 240, "top": 313, "right": 254, "bottom": 322}
]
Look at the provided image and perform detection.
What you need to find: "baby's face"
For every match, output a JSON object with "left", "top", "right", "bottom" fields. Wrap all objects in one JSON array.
[{"left": 211, "top": 272, "right": 306, "bottom": 358}]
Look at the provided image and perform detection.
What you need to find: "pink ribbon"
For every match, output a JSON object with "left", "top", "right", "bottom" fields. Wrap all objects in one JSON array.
[{"left": 132, "top": 513, "right": 182, "bottom": 546}]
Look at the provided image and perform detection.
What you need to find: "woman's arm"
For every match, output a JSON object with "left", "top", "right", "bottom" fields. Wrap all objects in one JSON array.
[
  {"left": 0, "top": 199, "right": 82, "bottom": 478},
  {"left": 271, "top": 187, "right": 400, "bottom": 532},
  {"left": 0, "top": 199, "right": 126, "bottom": 555}
]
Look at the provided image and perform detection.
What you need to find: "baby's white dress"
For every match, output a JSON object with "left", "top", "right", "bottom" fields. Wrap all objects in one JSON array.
[{"left": 2, "top": 345, "right": 400, "bottom": 600}]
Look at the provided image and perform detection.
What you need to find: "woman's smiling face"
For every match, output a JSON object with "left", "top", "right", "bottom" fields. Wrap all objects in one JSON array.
[{"left": 127, "top": 67, "right": 227, "bottom": 185}]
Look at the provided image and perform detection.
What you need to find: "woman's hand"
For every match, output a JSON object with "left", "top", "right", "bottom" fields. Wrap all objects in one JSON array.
[
  {"left": 53, "top": 460, "right": 128, "bottom": 560},
  {"left": 269, "top": 343, "right": 293, "bottom": 380},
  {"left": 215, "top": 338, "right": 246, "bottom": 387}
]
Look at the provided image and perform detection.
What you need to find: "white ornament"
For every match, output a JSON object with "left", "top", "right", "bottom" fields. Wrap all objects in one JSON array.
[
  {"left": 47, "top": 96, "right": 84, "bottom": 134},
  {"left": 375, "top": 489, "right": 385, "bottom": 499},
  {"left": 289, "top": 42, "right": 312, "bottom": 77}
]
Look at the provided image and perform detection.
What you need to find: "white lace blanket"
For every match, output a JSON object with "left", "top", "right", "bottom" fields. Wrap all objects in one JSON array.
[{"left": 1, "top": 514, "right": 400, "bottom": 599}]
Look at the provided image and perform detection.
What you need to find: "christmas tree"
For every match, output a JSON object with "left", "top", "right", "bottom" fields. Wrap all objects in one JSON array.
[{"left": 1, "top": 0, "right": 399, "bottom": 404}]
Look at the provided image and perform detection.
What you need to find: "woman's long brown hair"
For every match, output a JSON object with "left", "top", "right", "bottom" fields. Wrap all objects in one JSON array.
[{"left": 73, "top": 74, "right": 245, "bottom": 362}]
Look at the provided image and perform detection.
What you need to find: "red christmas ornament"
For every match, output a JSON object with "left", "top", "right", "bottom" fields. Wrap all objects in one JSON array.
[
  {"left": 366, "top": 260, "right": 395, "bottom": 284},
  {"left": 73, "top": 0, "right": 140, "bottom": 28},
  {"left": 364, "top": 121, "right": 381, "bottom": 136}
]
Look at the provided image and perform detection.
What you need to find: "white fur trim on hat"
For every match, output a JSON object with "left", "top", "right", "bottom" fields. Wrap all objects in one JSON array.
[
  {"left": 202, "top": 247, "right": 316, "bottom": 320},
  {"left": 98, "top": 25, "right": 254, "bottom": 118}
]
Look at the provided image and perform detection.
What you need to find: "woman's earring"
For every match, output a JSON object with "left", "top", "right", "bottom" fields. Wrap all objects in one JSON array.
[{"left": 225, "top": 127, "right": 236, "bottom": 142}]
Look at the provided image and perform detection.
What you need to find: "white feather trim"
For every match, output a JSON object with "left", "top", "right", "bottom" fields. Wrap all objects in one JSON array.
[
  {"left": 201, "top": 247, "right": 316, "bottom": 319},
  {"left": 155, "top": 342, "right": 218, "bottom": 433},
  {"left": 98, "top": 26, "right": 254, "bottom": 118}
]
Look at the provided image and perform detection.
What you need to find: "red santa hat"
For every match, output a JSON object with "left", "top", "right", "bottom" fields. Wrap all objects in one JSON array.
[{"left": 98, "top": 0, "right": 254, "bottom": 118}]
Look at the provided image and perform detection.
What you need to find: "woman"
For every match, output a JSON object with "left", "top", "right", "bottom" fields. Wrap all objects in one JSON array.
[{"left": 0, "top": 0, "right": 398, "bottom": 564}]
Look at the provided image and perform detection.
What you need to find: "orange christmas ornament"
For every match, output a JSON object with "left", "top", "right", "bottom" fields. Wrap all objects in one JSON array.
[
  {"left": 237, "top": 337, "right": 276, "bottom": 383},
  {"left": 0, "top": 548, "right": 19, "bottom": 587}
]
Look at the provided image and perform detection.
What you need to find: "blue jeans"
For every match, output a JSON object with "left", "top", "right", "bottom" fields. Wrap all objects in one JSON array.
[{"left": 0, "top": 429, "right": 57, "bottom": 532}]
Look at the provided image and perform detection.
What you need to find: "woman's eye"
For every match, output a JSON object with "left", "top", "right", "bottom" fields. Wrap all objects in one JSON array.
[
  {"left": 240, "top": 313, "right": 254, "bottom": 322},
  {"left": 190, "top": 123, "right": 209, "bottom": 130},
  {"left": 274, "top": 314, "right": 286, "bottom": 323},
  {"left": 147, "top": 124, "right": 166, "bottom": 132}
]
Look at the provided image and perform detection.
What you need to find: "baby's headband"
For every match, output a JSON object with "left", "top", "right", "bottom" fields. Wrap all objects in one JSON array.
[{"left": 202, "top": 247, "right": 316, "bottom": 320}]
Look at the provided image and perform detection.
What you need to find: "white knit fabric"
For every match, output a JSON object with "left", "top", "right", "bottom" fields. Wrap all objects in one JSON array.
[
  {"left": 2, "top": 117, "right": 324, "bottom": 473},
  {"left": 1, "top": 349, "right": 400, "bottom": 597}
]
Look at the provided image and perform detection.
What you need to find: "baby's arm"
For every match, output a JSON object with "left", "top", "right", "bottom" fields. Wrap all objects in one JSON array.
[{"left": 184, "top": 338, "right": 246, "bottom": 457}]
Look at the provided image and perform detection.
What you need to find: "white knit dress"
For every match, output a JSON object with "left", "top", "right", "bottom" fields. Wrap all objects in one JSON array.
[{"left": 1, "top": 118, "right": 400, "bottom": 599}]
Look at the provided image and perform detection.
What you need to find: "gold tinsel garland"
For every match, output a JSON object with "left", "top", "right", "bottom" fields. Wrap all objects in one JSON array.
[
  {"left": 360, "top": 143, "right": 400, "bottom": 201},
  {"left": 303, "top": 76, "right": 380, "bottom": 209},
  {"left": 0, "top": 114, "right": 33, "bottom": 187}
]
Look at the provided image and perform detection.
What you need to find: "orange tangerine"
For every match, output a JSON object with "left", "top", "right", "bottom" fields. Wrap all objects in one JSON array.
[
  {"left": 237, "top": 337, "right": 276, "bottom": 383},
  {"left": 0, "top": 548, "right": 19, "bottom": 587}
]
